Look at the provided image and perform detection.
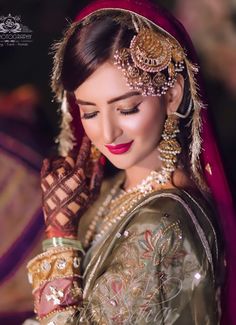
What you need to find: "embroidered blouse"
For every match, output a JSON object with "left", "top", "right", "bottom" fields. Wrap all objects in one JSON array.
[{"left": 28, "top": 174, "right": 224, "bottom": 324}]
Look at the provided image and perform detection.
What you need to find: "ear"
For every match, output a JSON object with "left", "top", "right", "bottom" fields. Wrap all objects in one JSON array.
[{"left": 164, "top": 74, "right": 184, "bottom": 115}]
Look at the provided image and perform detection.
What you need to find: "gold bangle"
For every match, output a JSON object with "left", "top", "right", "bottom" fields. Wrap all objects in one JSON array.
[
  {"left": 36, "top": 304, "right": 78, "bottom": 322},
  {"left": 27, "top": 247, "right": 82, "bottom": 291}
]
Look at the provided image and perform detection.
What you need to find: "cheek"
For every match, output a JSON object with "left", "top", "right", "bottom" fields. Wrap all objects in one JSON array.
[
  {"left": 121, "top": 109, "right": 164, "bottom": 142},
  {"left": 80, "top": 119, "right": 103, "bottom": 146},
  {"left": 81, "top": 120, "right": 98, "bottom": 141}
]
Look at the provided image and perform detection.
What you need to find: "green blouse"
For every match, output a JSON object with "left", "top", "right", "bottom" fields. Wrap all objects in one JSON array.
[{"left": 40, "top": 175, "right": 224, "bottom": 324}]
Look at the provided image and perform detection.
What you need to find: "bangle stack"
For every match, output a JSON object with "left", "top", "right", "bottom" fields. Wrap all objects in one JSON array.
[
  {"left": 27, "top": 247, "right": 82, "bottom": 292},
  {"left": 27, "top": 237, "right": 85, "bottom": 320}
]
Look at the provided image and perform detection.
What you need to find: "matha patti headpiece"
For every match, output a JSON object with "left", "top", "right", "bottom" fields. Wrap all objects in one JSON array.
[{"left": 114, "top": 27, "right": 185, "bottom": 96}]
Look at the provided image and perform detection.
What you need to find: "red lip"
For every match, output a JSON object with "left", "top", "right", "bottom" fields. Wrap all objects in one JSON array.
[{"left": 105, "top": 140, "right": 134, "bottom": 154}]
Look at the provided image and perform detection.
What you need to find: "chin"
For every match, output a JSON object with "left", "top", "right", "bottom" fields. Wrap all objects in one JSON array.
[
  {"left": 105, "top": 158, "right": 131, "bottom": 170},
  {"left": 105, "top": 154, "right": 140, "bottom": 170},
  {"left": 110, "top": 161, "right": 133, "bottom": 170}
]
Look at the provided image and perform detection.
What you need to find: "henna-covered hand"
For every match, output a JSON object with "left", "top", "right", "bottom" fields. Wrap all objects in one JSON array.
[{"left": 41, "top": 136, "right": 104, "bottom": 239}]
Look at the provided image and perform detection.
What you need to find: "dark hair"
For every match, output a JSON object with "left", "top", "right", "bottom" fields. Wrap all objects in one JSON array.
[
  {"left": 61, "top": 17, "right": 134, "bottom": 91},
  {"left": 60, "top": 16, "right": 193, "bottom": 180}
]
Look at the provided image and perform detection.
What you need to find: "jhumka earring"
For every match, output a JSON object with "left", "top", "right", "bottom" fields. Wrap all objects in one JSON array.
[{"left": 158, "top": 114, "right": 181, "bottom": 178}]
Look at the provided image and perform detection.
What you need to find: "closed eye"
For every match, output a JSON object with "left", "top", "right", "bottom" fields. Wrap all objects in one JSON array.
[
  {"left": 119, "top": 104, "right": 140, "bottom": 115},
  {"left": 81, "top": 111, "right": 98, "bottom": 119},
  {"left": 81, "top": 103, "right": 141, "bottom": 120}
]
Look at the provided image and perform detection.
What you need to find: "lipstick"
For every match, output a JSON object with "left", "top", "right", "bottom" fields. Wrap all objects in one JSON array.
[{"left": 105, "top": 140, "right": 134, "bottom": 154}]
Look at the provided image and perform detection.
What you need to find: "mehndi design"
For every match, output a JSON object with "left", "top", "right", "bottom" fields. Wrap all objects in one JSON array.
[{"left": 41, "top": 136, "right": 104, "bottom": 238}]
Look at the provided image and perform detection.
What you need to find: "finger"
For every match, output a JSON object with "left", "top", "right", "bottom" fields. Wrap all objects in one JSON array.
[
  {"left": 41, "top": 173, "right": 56, "bottom": 193},
  {"left": 41, "top": 158, "right": 52, "bottom": 178},
  {"left": 55, "top": 156, "right": 75, "bottom": 178},
  {"left": 51, "top": 157, "right": 65, "bottom": 170},
  {"left": 64, "top": 156, "right": 75, "bottom": 169},
  {"left": 89, "top": 157, "right": 104, "bottom": 195},
  {"left": 67, "top": 147, "right": 79, "bottom": 161},
  {"left": 50, "top": 157, "right": 66, "bottom": 179},
  {"left": 74, "top": 168, "right": 86, "bottom": 184},
  {"left": 75, "top": 136, "right": 91, "bottom": 168},
  {"left": 55, "top": 167, "right": 66, "bottom": 179}
]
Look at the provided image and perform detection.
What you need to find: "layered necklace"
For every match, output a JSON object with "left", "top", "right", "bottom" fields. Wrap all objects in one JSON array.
[{"left": 83, "top": 170, "right": 170, "bottom": 248}]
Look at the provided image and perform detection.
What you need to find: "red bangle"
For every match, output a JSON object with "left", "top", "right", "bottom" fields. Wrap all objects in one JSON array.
[{"left": 34, "top": 276, "right": 82, "bottom": 319}]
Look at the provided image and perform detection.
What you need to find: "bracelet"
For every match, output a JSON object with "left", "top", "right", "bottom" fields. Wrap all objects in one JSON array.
[
  {"left": 42, "top": 237, "right": 85, "bottom": 254},
  {"left": 36, "top": 305, "right": 78, "bottom": 323},
  {"left": 27, "top": 247, "right": 82, "bottom": 292},
  {"left": 34, "top": 276, "right": 82, "bottom": 320}
]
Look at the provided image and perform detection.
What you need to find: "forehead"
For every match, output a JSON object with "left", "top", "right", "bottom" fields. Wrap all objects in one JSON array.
[{"left": 74, "top": 61, "right": 132, "bottom": 103}]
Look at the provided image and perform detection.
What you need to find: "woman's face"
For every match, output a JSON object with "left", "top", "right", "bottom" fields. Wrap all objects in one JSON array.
[{"left": 74, "top": 62, "right": 167, "bottom": 170}]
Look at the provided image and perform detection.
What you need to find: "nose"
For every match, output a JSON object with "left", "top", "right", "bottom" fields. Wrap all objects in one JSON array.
[{"left": 101, "top": 112, "right": 122, "bottom": 144}]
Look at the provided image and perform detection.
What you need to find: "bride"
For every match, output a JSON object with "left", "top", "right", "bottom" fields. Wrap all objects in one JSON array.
[{"left": 26, "top": 0, "right": 236, "bottom": 324}]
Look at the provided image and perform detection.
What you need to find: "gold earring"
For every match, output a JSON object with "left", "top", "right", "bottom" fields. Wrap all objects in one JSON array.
[
  {"left": 85, "top": 144, "right": 102, "bottom": 178},
  {"left": 90, "top": 143, "right": 101, "bottom": 161},
  {"left": 158, "top": 114, "right": 181, "bottom": 178}
]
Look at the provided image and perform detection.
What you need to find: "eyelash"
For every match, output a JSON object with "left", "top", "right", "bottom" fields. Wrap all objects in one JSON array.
[
  {"left": 121, "top": 105, "right": 140, "bottom": 115},
  {"left": 81, "top": 105, "right": 140, "bottom": 120}
]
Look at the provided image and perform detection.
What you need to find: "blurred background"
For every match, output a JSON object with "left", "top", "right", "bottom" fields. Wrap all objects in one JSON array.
[{"left": 0, "top": 0, "right": 235, "bottom": 324}]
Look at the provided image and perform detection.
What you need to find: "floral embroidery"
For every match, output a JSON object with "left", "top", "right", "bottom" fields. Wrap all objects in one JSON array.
[
  {"left": 138, "top": 216, "right": 186, "bottom": 268},
  {"left": 83, "top": 215, "right": 192, "bottom": 324}
]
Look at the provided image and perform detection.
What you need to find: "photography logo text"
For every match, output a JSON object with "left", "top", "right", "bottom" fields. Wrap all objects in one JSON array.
[{"left": 0, "top": 14, "right": 33, "bottom": 47}]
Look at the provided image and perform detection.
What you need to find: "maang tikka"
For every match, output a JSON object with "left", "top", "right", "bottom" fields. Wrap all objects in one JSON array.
[{"left": 114, "top": 27, "right": 185, "bottom": 96}]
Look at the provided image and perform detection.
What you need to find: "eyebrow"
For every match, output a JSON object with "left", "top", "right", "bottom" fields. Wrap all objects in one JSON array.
[{"left": 76, "top": 91, "right": 141, "bottom": 106}]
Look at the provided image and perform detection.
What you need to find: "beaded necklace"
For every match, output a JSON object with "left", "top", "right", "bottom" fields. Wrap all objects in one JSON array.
[{"left": 83, "top": 170, "right": 170, "bottom": 247}]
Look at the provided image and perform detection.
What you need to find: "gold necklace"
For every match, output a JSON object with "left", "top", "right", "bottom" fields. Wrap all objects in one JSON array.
[{"left": 83, "top": 170, "right": 170, "bottom": 247}]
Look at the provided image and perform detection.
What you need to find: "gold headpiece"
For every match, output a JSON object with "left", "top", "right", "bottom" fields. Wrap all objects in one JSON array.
[{"left": 114, "top": 27, "right": 185, "bottom": 96}]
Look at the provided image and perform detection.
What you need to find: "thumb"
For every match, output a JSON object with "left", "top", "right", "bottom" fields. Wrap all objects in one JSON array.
[
  {"left": 89, "top": 156, "right": 105, "bottom": 195},
  {"left": 75, "top": 135, "right": 91, "bottom": 168}
]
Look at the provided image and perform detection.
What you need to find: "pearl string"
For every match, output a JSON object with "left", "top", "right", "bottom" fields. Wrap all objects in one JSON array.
[{"left": 83, "top": 170, "right": 170, "bottom": 247}]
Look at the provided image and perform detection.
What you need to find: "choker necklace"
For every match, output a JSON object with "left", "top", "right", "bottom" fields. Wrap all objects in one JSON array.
[
  {"left": 122, "top": 169, "right": 170, "bottom": 194},
  {"left": 83, "top": 170, "right": 170, "bottom": 248}
]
